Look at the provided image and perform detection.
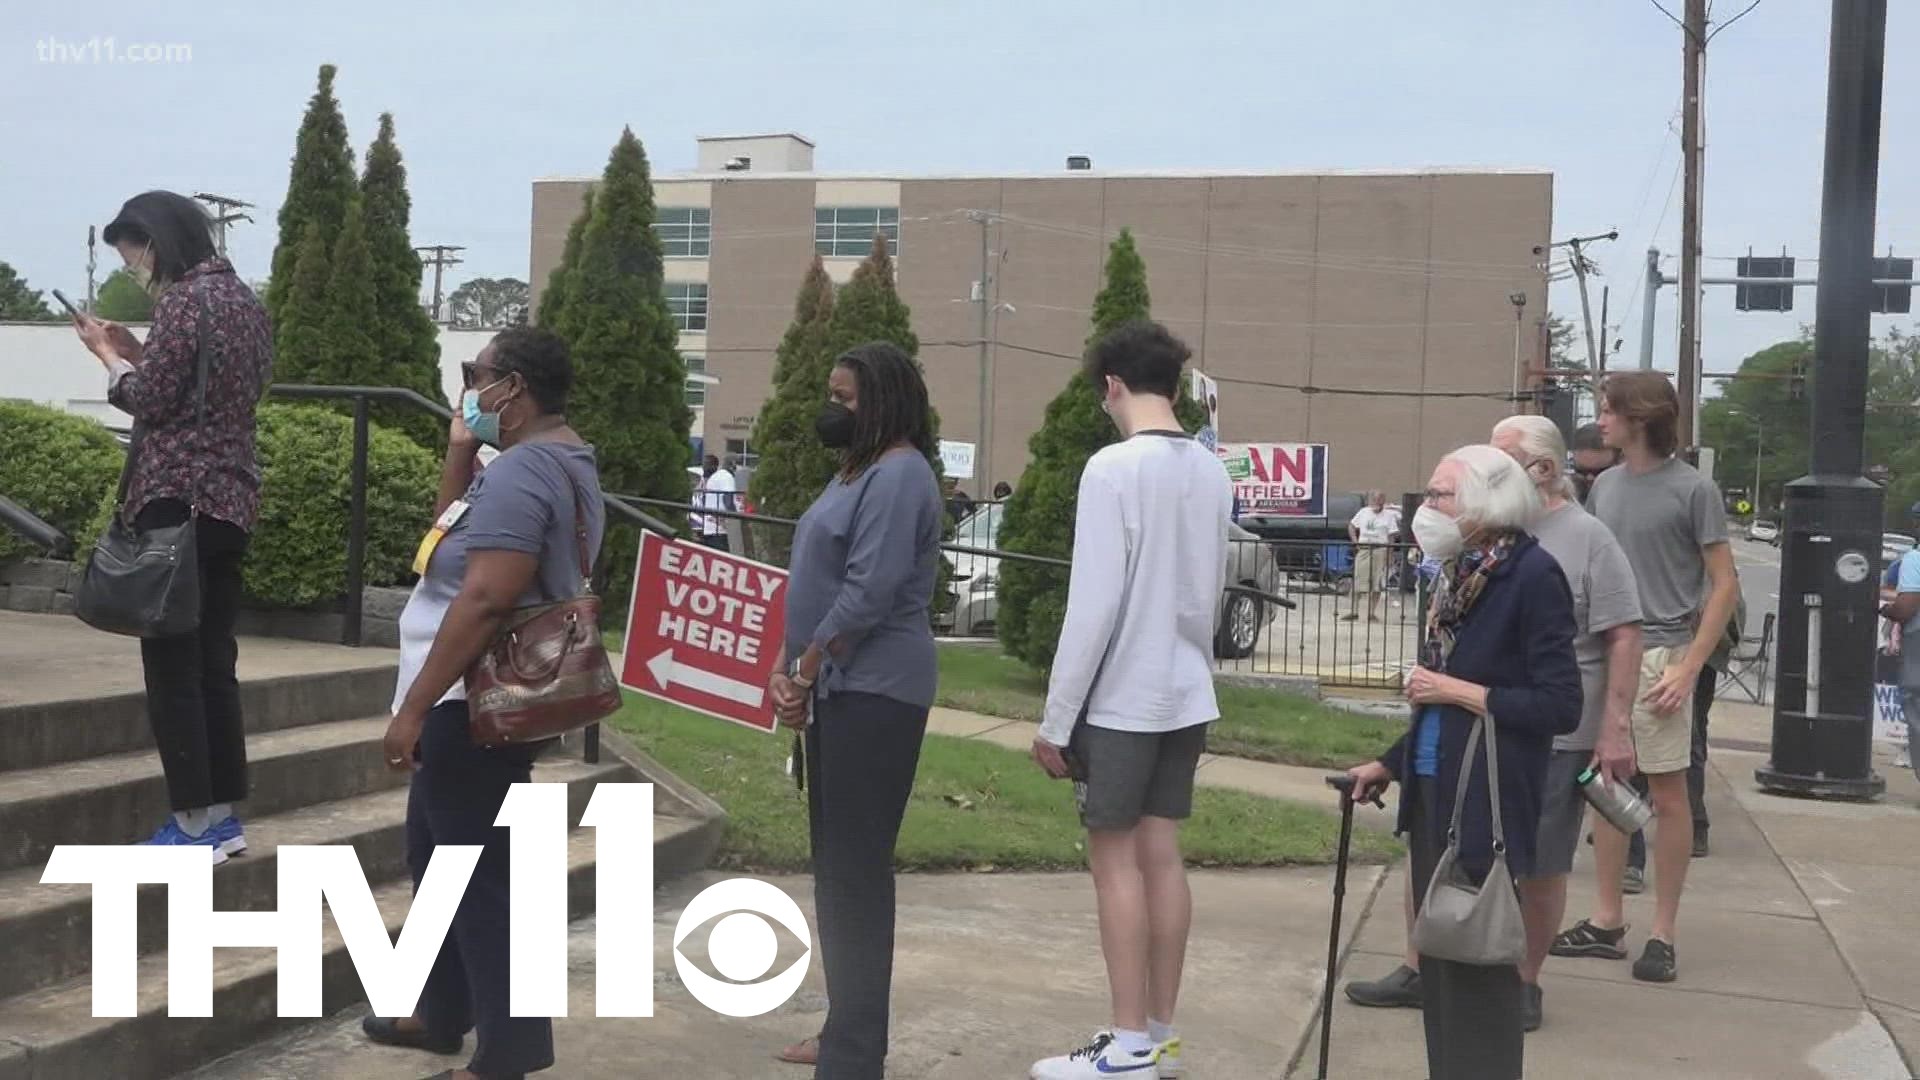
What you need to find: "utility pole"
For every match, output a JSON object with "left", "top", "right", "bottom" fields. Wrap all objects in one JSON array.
[
  {"left": 193, "top": 193, "right": 254, "bottom": 258},
  {"left": 968, "top": 211, "right": 992, "bottom": 494},
  {"left": 1756, "top": 0, "right": 1887, "bottom": 802},
  {"left": 415, "top": 245, "right": 465, "bottom": 324},
  {"left": 1551, "top": 230, "right": 1618, "bottom": 389},
  {"left": 1676, "top": 0, "right": 1708, "bottom": 449},
  {"left": 1639, "top": 247, "right": 1661, "bottom": 370},
  {"left": 85, "top": 227, "right": 97, "bottom": 313},
  {"left": 1597, "top": 285, "right": 1611, "bottom": 373},
  {"left": 1508, "top": 292, "right": 1528, "bottom": 404}
]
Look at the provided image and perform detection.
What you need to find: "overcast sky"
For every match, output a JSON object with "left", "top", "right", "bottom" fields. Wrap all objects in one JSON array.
[{"left": 6, "top": 0, "right": 1917, "bottom": 385}]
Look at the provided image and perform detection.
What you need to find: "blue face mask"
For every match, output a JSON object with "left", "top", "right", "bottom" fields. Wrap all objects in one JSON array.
[{"left": 461, "top": 376, "right": 510, "bottom": 446}]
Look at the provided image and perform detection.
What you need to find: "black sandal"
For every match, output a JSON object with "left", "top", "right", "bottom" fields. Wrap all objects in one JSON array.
[
  {"left": 1549, "top": 918, "right": 1628, "bottom": 960},
  {"left": 361, "top": 1014, "right": 464, "bottom": 1055}
]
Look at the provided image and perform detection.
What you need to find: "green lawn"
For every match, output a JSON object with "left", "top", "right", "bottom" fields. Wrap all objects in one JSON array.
[
  {"left": 935, "top": 644, "right": 1404, "bottom": 769},
  {"left": 610, "top": 693, "right": 1400, "bottom": 874}
]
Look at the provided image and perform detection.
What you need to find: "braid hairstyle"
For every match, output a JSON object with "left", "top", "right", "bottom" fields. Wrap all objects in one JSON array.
[{"left": 836, "top": 341, "right": 935, "bottom": 479}]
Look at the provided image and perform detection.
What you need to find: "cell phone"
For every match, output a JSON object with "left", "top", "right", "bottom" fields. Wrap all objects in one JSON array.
[{"left": 50, "top": 289, "right": 82, "bottom": 318}]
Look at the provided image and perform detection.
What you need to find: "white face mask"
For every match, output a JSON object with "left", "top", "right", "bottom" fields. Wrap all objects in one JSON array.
[
  {"left": 1412, "top": 503, "right": 1465, "bottom": 561},
  {"left": 128, "top": 242, "right": 156, "bottom": 295}
]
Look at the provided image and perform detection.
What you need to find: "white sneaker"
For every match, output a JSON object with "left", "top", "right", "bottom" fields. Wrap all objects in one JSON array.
[
  {"left": 1030, "top": 1031, "right": 1161, "bottom": 1078},
  {"left": 1155, "top": 1037, "right": 1184, "bottom": 1078}
]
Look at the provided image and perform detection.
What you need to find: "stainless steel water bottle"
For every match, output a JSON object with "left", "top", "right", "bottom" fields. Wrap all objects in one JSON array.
[{"left": 1576, "top": 765, "right": 1654, "bottom": 835}]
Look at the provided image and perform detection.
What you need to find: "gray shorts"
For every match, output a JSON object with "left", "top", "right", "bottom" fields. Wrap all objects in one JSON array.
[
  {"left": 1067, "top": 721, "right": 1209, "bottom": 830},
  {"left": 1529, "top": 748, "right": 1591, "bottom": 879}
]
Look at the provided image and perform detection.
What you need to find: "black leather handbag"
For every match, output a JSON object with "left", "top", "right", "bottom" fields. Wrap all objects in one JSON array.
[{"left": 75, "top": 297, "right": 211, "bottom": 639}]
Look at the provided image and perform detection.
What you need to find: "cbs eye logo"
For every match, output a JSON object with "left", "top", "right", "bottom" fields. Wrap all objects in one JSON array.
[{"left": 672, "top": 878, "right": 812, "bottom": 1016}]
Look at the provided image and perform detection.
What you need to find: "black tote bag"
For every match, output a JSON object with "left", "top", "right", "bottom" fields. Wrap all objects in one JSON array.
[{"left": 75, "top": 295, "right": 211, "bottom": 639}]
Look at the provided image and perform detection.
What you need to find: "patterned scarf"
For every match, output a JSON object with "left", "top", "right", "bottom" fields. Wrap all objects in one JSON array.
[{"left": 1421, "top": 532, "right": 1519, "bottom": 671}]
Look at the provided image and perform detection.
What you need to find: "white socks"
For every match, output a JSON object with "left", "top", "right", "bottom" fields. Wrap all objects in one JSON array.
[
  {"left": 173, "top": 804, "right": 234, "bottom": 837},
  {"left": 1148, "top": 1019, "right": 1176, "bottom": 1044},
  {"left": 1112, "top": 1028, "right": 1155, "bottom": 1056}
]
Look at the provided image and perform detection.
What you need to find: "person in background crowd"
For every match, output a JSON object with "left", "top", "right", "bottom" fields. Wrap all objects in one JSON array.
[
  {"left": 944, "top": 478, "right": 976, "bottom": 524},
  {"left": 71, "top": 190, "right": 272, "bottom": 859},
  {"left": 362, "top": 326, "right": 604, "bottom": 1080},
  {"left": 1880, "top": 503, "right": 1920, "bottom": 785},
  {"left": 1553, "top": 371, "right": 1737, "bottom": 984},
  {"left": 1348, "top": 418, "right": 1642, "bottom": 1035},
  {"left": 1569, "top": 423, "right": 1618, "bottom": 505},
  {"left": 1346, "top": 490, "right": 1398, "bottom": 622},
  {"left": 1027, "top": 321, "right": 1231, "bottom": 1080},
  {"left": 1346, "top": 444, "right": 1582, "bottom": 1080},
  {"left": 694, "top": 453, "right": 738, "bottom": 551},
  {"left": 770, "top": 342, "right": 943, "bottom": 1080},
  {"left": 1688, "top": 574, "right": 1745, "bottom": 857},
  {"left": 993, "top": 480, "right": 1014, "bottom": 501}
]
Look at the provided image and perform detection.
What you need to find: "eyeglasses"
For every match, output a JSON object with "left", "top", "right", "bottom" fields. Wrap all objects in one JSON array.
[
  {"left": 1424, "top": 488, "right": 1457, "bottom": 502},
  {"left": 460, "top": 361, "right": 505, "bottom": 390}
]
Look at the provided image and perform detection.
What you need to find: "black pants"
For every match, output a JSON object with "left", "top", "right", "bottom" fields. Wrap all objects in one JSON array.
[
  {"left": 409, "top": 701, "right": 553, "bottom": 1077},
  {"left": 135, "top": 500, "right": 250, "bottom": 812},
  {"left": 700, "top": 532, "right": 731, "bottom": 552},
  {"left": 805, "top": 691, "right": 929, "bottom": 1080},
  {"left": 1407, "top": 775, "right": 1524, "bottom": 1080},
  {"left": 1627, "top": 666, "right": 1716, "bottom": 869}
]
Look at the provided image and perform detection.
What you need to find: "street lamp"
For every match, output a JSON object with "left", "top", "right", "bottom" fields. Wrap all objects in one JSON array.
[
  {"left": 1508, "top": 292, "right": 1529, "bottom": 403},
  {"left": 1726, "top": 408, "right": 1764, "bottom": 516}
]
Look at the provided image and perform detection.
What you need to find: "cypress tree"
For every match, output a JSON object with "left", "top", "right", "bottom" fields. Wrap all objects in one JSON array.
[
  {"left": 358, "top": 112, "right": 446, "bottom": 451},
  {"left": 550, "top": 128, "right": 690, "bottom": 607},
  {"left": 747, "top": 256, "right": 837, "bottom": 560},
  {"left": 323, "top": 202, "right": 380, "bottom": 393},
  {"left": 996, "top": 228, "right": 1204, "bottom": 670},
  {"left": 537, "top": 187, "right": 594, "bottom": 331},
  {"left": 267, "top": 64, "right": 357, "bottom": 373},
  {"left": 274, "top": 222, "right": 335, "bottom": 386}
]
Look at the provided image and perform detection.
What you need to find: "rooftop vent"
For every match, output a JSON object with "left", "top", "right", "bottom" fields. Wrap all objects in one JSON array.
[
  {"left": 1066, "top": 155, "right": 1092, "bottom": 171},
  {"left": 724, "top": 155, "right": 752, "bottom": 171}
]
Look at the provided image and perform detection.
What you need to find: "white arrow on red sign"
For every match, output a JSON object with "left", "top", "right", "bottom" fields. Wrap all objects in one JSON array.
[{"left": 642, "top": 648, "right": 766, "bottom": 709}]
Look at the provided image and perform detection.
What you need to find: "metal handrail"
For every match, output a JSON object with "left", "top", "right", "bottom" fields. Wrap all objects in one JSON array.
[{"left": 0, "top": 496, "right": 72, "bottom": 558}]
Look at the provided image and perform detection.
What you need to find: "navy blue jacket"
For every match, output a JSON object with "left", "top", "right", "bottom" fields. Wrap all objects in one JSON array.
[{"left": 1377, "top": 534, "right": 1582, "bottom": 879}]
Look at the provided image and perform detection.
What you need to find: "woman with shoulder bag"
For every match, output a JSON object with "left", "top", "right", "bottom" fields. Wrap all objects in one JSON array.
[
  {"left": 70, "top": 191, "right": 271, "bottom": 860},
  {"left": 1345, "top": 445, "right": 1582, "bottom": 1080},
  {"left": 359, "top": 327, "right": 607, "bottom": 1080}
]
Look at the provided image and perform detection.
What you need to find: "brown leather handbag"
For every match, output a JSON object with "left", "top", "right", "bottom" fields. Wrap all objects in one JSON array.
[{"left": 466, "top": 452, "right": 623, "bottom": 746}]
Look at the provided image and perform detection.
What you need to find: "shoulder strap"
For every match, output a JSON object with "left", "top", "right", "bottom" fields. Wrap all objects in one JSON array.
[
  {"left": 112, "top": 284, "right": 213, "bottom": 514},
  {"left": 526, "top": 442, "right": 597, "bottom": 593},
  {"left": 1445, "top": 711, "right": 1506, "bottom": 853}
]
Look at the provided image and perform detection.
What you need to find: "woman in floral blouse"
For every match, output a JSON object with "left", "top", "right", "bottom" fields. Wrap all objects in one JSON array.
[{"left": 71, "top": 190, "right": 272, "bottom": 858}]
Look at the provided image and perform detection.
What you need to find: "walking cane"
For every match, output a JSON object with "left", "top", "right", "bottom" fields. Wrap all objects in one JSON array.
[{"left": 1318, "top": 774, "right": 1384, "bottom": 1079}]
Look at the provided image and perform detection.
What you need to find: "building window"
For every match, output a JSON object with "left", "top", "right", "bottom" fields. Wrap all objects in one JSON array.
[
  {"left": 815, "top": 207, "right": 899, "bottom": 258},
  {"left": 655, "top": 207, "right": 711, "bottom": 258},
  {"left": 684, "top": 353, "right": 706, "bottom": 406},
  {"left": 666, "top": 282, "right": 708, "bottom": 332}
]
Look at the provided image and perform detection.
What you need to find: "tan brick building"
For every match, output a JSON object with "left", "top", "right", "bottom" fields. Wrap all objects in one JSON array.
[{"left": 531, "top": 134, "right": 1552, "bottom": 498}]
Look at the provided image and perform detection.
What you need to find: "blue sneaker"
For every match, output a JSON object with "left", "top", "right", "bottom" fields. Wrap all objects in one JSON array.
[
  {"left": 210, "top": 815, "right": 247, "bottom": 857},
  {"left": 142, "top": 819, "right": 228, "bottom": 865}
]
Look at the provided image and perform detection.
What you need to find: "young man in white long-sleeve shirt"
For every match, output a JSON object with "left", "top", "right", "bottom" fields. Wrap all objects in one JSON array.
[{"left": 1028, "top": 320, "right": 1233, "bottom": 1080}]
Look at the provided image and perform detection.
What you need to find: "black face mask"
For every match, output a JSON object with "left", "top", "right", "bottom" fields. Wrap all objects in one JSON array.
[{"left": 815, "top": 401, "right": 856, "bottom": 449}]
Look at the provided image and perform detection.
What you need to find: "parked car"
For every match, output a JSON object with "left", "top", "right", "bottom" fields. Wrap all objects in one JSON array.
[
  {"left": 1883, "top": 532, "right": 1915, "bottom": 571},
  {"left": 936, "top": 505, "right": 1282, "bottom": 659},
  {"left": 1747, "top": 519, "right": 1780, "bottom": 545}
]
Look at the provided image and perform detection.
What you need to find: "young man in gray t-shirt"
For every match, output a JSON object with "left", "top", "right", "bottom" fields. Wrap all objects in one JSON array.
[{"left": 1559, "top": 372, "right": 1737, "bottom": 985}]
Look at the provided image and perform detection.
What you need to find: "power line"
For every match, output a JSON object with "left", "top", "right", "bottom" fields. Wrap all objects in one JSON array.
[{"left": 1706, "top": 0, "right": 1762, "bottom": 43}]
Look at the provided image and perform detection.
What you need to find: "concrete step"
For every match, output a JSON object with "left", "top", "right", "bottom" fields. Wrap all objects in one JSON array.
[
  {"left": 0, "top": 755, "right": 633, "bottom": 1005},
  {"left": 0, "top": 717, "right": 405, "bottom": 875},
  {"left": 0, "top": 664, "right": 399, "bottom": 774}
]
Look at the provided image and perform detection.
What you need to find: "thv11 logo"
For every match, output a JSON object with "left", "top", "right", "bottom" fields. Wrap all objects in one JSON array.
[{"left": 40, "top": 783, "right": 811, "bottom": 1019}]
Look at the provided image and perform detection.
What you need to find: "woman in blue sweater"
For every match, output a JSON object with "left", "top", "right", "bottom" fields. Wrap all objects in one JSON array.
[{"left": 1348, "top": 444, "right": 1582, "bottom": 1080}]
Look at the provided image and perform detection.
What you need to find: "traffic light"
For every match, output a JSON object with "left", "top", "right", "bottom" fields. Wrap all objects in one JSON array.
[
  {"left": 1736, "top": 256, "right": 1796, "bottom": 312},
  {"left": 1873, "top": 257, "right": 1913, "bottom": 314}
]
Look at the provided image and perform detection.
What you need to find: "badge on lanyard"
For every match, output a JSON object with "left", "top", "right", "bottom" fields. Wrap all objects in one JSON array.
[{"left": 412, "top": 500, "right": 469, "bottom": 575}]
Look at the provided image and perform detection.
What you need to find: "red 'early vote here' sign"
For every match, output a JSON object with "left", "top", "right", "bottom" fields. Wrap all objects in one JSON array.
[{"left": 621, "top": 533, "right": 789, "bottom": 733}]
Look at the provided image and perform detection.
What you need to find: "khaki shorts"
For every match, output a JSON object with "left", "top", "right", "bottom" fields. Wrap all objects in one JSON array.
[
  {"left": 1352, "top": 546, "right": 1383, "bottom": 595},
  {"left": 1633, "top": 644, "right": 1694, "bottom": 774}
]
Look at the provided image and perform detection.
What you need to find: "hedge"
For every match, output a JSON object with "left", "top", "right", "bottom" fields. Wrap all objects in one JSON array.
[
  {"left": 242, "top": 402, "right": 440, "bottom": 606},
  {"left": 0, "top": 401, "right": 124, "bottom": 561}
]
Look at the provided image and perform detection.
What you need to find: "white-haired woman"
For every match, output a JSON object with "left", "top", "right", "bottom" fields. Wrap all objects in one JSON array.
[{"left": 1346, "top": 444, "right": 1582, "bottom": 1080}]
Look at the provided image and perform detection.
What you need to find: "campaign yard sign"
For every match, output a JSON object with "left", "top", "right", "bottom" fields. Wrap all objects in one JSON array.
[
  {"left": 622, "top": 534, "right": 788, "bottom": 733},
  {"left": 1217, "top": 442, "right": 1329, "bottom": 516}
]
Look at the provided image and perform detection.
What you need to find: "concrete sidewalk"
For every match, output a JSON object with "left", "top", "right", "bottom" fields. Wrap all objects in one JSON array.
[{"left": 1319, "top": 697, "right": 1920, "bottom": 1080}]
